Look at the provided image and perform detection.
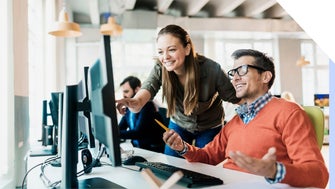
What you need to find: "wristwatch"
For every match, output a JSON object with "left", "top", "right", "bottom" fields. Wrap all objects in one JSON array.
[{"left": 176, "top": 141, "right": 188, "bottom": 156}]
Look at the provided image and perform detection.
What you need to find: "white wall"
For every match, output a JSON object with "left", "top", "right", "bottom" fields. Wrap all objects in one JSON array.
[
  {"left": 13, "top": 0, "right": 30, "bottom": 187},
  {"left": 277, "top": 38, "right": 303, "bottom": 104}
]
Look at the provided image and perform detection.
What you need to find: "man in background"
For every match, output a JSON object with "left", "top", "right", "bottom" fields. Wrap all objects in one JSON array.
[{"left": 119, "top": 76, "right": 165, "bottom": 153}]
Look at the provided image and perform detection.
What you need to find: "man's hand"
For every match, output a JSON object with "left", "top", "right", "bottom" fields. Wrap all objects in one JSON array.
[
  {"left": 162, "top": 130, "right": 184, "bottom": 152},
  {"left": 229, "top": 147, "right": 277, "bottom": 179}
]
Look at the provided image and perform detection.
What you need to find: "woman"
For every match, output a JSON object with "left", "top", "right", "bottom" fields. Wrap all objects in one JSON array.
[{"left": 117, "top": 24, "right": 240, "bottom": 157}]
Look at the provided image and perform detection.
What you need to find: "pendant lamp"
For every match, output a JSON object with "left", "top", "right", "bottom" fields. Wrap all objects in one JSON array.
[
  {"left": 48, "top": 8, "right": 82, "bottom": 37},
  {"left": 100, "top": 16, "right": 123, "bottom": 36},
  {"left": 296, "top": 56, "right": 310, "bottom": 67}
]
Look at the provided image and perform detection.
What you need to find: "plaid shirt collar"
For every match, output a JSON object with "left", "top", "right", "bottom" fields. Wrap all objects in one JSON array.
[{"left": 236, "top": 92, "right": 273, "bottom": 124}]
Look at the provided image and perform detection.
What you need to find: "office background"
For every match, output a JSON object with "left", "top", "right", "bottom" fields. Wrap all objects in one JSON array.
[{"left": 0, "top": 0, "right": 332, "bottom": 188}]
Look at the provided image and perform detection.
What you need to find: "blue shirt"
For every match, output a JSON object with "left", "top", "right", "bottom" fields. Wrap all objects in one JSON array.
[
  {"left": 236, "top": 92, "right": 273, "bottom": 124},
  {"left": 118, "top": 101, "right": 165, "bottom": 152}
]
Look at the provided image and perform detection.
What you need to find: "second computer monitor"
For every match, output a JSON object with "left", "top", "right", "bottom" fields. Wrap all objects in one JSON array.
[
  {"left": 88, "top": 35, "right": 121, "bottom": 167},
  {"left": 61, "top": 35, "right": 122, "bottom": 188},
  {"left": 77, "top": 66, "right": 95, "bottom": 149}
]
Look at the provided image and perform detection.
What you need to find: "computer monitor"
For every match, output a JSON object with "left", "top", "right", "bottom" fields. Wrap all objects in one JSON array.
[
  {"left": 61, "top": 35, "right": 123, "bottom": 189},
  {"left": 48, "top": 92, "right": 64, "bottom": 167},
  {"left": 314, "top": 94, "right": 329, "bottom": 107},
  {"left": 42, "top": 100, "right": 54, "bottom": 147},
  {"left": 30, "top": 92, "right": 63, "bottom": 157},
  {"left": 77, "top": 66, "right": 95, "bottom": 149},
  {"left": 50, "top": 92, "right": 64, "bottom": 155},
  {"left": 88, "top": 37, "right": 122, "bottom": 167}
]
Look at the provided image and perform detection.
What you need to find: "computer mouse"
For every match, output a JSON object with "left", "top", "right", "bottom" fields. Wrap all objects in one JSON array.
[{"left": 123, "top": 155, "right": 147, "bottom": 165}]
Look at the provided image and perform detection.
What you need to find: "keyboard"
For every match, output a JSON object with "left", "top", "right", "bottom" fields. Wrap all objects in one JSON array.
[{"left": 135, "top": 162, "right": 224, "bottom": 188}]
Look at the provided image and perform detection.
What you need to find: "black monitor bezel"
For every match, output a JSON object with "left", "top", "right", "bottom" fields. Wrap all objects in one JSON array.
[{"left": 77, "top": 66, "right": 95, "bottom": 149}]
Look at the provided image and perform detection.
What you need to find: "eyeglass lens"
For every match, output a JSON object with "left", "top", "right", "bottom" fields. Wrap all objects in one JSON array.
[{"left": 228, "top": 65, "right": 248, "bottom": 79}]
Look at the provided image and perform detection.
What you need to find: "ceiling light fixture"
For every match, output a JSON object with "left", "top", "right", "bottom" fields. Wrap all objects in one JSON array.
[
  {"left": 100, "top": 16, "right": 123, "bottom": 36},
  {"left": 296, "top": 56, "right": 310, "bottom": 67},
  {"left": 48, "top": 7, "right": 82, "bottom": 37}
]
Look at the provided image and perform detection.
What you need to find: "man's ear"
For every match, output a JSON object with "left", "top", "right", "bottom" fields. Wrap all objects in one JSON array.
[{"left": 262, "top": 71, "right": 272, "bottom": 84}]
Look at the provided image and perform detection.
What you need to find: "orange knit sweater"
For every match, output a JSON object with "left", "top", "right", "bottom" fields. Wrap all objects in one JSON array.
[{"left": 184, "top": 98, "right": 329, "bottom": 188}]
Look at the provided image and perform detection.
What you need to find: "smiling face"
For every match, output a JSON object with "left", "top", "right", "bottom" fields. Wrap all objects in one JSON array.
[
  {"left": 231, "top": 56, "right": 272, "bottom": 104},
  {"left": 156, "top": 34, "right": 190, "bottom": 75}
]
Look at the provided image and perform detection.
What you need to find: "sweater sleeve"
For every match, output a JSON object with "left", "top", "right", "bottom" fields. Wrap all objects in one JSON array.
[
  {"left": 278, "top": 106, "right": 329, "bottom": 188},
  {"left": 183, "top": 126, "right": 228, "bottom": 165},
  {"left": 141, "top": 63, "right": 162, "bottom": 100},
  {"left": 183, "top": 100, "right": 329, "bottom": 188}
]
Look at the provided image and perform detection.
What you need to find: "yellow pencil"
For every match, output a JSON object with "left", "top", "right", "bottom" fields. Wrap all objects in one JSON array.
[{"left": 154, "top": 119, "right": 169, "bottom": 131}]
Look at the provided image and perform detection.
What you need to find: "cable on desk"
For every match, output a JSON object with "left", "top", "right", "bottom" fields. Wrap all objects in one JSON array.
[
  {"left": 26, "top": 145, "right": 111, "bottom": 188},
  {"left": 34, "top": 147, "right": 105, "bottom": 189},
  {"left": 21, "top": 156, "right": 60, "bottom": 189},
  {"left": 21, "top": 162, "right": 43, "bottom": 189},
  {"left": 77, "top": 146, "right": 106, "bottom": 177},
  {"left": 40, "top": 156, "right": 62, "bottom": 188}
]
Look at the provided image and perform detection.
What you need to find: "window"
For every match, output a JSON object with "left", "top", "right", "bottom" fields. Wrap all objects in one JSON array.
[
  {"left": 0, "top": 0, "right": 14, "bottom": 186},
  {"left": 301, "top": 41, "right": 329, "bottom": 105},
  {"left": 28, "top": 0, "right": 57, "bottom": 143},
  {"left": 75, "top": 39, "right": 157, "bottom": 100},
  {"left": 0, "top": 6, "right": 9, "bottom": 176},
  {"left": 28, "top": 0, "right": 45, "bottom": 142},
  {"left": 112, "top": 41, "right": 156, "bottom": 88},
  {"left": 206, "top": 39, "right": 279, "bottom": 94}
]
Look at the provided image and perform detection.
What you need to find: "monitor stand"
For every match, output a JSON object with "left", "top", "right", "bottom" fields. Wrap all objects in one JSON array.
[
  {"left": 50, "top": 157, "right": 62, "bottom": 167},
  {"left": 29, "top": 147, "right": 56, "bottom": 157},
  {"left": 78, "top": 177, "right": 126, "bottom": 188}
]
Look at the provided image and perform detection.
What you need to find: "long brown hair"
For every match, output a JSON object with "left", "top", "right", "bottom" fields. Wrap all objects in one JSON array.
[{"left": 157, "top": 25, "right": 199, "bottom": 116}]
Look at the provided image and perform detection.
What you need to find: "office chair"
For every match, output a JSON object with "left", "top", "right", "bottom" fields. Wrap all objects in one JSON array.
[
  {"left": 303, "top": 106, "right": 325, "bottom": 150},
  {"left": 215, "top": 106, "right": 325, "bottom": 167}
]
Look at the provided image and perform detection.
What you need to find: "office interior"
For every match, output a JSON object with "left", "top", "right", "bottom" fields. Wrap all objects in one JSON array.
[{"left": 0, "top": 0, "right": 332, "bottom": 188}]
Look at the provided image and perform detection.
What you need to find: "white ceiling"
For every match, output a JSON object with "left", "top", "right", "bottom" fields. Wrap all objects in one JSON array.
[
  {"left": 68, "top": 0, "right": 290, "bottom": 23},
  {"left": 66, "top": 0, "right": 304, "bottom": 33},
  {"left": 62, "top": 0, "right": 312, "bottom": 41}
]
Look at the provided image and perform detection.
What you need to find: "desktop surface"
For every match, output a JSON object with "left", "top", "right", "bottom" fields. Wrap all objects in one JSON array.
[{"left": 27, "top": 147, "right": 315, "bottom": 189}]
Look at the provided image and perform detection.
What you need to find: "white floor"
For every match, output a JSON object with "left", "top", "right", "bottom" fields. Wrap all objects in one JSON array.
[{"left": 321, "top": 145, "right": 329, "bottom": 189}]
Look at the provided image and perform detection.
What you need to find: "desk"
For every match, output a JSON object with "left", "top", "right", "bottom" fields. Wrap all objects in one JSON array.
[{"left": 27, "top": 147, "right": 314, "bottom": 189}]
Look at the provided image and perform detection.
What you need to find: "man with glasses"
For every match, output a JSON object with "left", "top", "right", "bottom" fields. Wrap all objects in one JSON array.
[{"left": 162, "top": 49, "right": 329, "bottom": 188}]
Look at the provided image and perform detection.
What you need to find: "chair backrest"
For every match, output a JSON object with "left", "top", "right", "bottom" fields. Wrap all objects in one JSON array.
[{"left": 303, "top": 106, "right": 324, "bottom": 150}]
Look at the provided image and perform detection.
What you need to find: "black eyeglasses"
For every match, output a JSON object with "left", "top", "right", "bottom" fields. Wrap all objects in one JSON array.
[{"left": 227, "top": 64, "right": 265, "bottom": 79}]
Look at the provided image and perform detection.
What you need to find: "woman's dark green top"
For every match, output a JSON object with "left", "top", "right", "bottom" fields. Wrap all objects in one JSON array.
[{"left": 141, "top": 56, "right": 240, "bottom": 133}]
